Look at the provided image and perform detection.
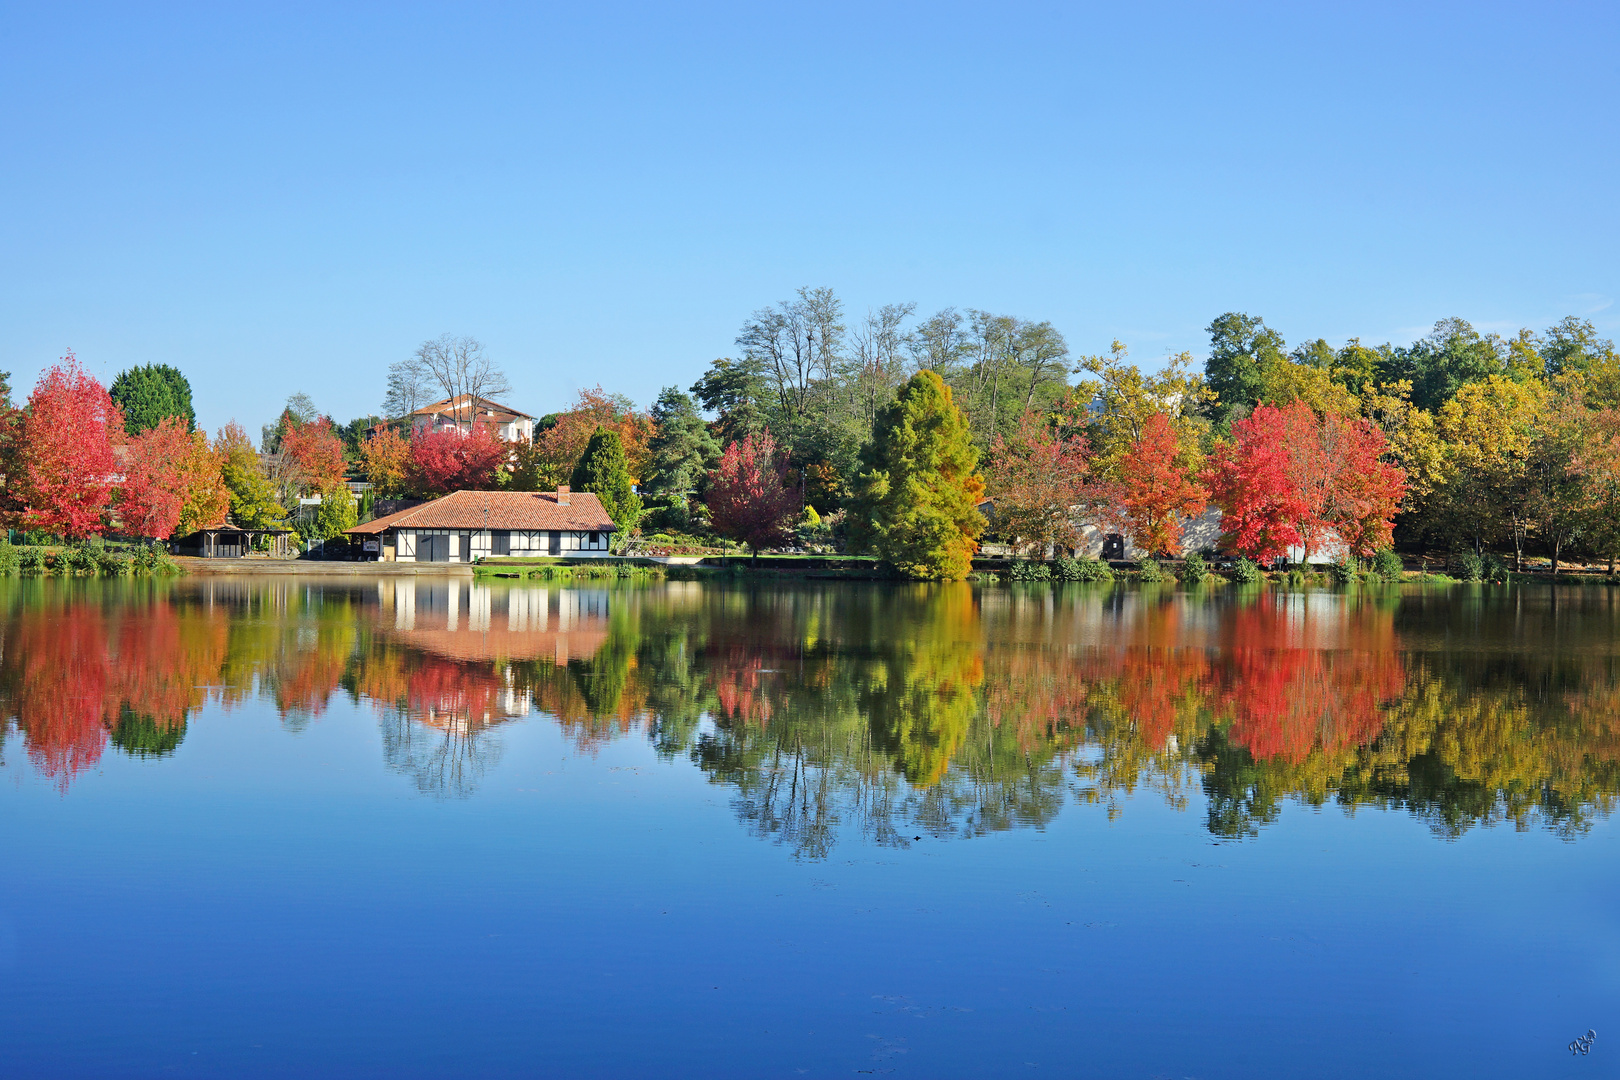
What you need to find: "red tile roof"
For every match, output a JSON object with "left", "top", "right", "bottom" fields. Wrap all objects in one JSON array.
[{"left": 347, "top": 489, "right": 614, "bottom": 535}]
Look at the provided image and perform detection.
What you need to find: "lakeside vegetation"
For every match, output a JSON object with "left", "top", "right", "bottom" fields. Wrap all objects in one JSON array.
[{"left": 5, "top": 299, "right": 1620, "bottom": 580}]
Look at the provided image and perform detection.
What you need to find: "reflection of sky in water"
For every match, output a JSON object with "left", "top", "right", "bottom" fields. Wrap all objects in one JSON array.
[{"left": 1, "top": 579, "right": 1618, "bottom": 1077}]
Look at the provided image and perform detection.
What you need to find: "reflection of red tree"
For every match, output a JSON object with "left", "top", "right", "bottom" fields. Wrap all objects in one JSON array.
[
  {"left": 405, "top": 658, "right": 506, "bottom": 728},
  {"left": 11, "top": 605, "right": 115, "bottom": 784},
  {"left": 1214, "top": 599, "right": 1403, "bottom": 763},
  {"left": 708, "top": 640, "right": 790, "bottom": 726},
  {"left": 4, "top": 598, "right": 229, "bottom": 788}
]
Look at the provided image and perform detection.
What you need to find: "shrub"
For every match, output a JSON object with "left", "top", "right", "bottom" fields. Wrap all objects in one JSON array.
[
  {"left": 1135, "top": 557, "right": 1167, "bottom": 582},
  {"left": 1007, "top": 559, "right": 1052, "bottom": 582},
  {"left": 96, "top": 548, "right": 133, "bottom": 577},
  {"left": 0, "top": 540, "right": 16, "bottom": 576},
  {"left": 132, "top": 544, "right": 179, "bottom": 576},
  {"left": 18, "top": 546, "right": 47, "bottom": 575},
  {"left": 1448, "top": 550, "right": 1483, "bottom": 582},
  {"left": 1177, "top": 551, "right": 1208, "bottom": 585},
  {"left": 1372, "top": 549, "right": 1404, "bottom": 582},
  {"left": 1285, "top": 566, "right": 1307, "bottom": 588},
  {"left": 1055, "top": 555, "right": 1113, "bottom": 582},
  {"left": 1229, "top": 557, "right": 1261, "bottom": 584},
  {"left": 58, "top": 544, "right": 95, "bottom": 576},
  {"left": 1327, "top": 557, "right": 1357, "bottom": 586},
  {"left": 1481, "top": 552, "right": 1509, "bottom": 584}
]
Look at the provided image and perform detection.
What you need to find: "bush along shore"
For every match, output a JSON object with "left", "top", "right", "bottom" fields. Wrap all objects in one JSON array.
[
  {"left": 0, "top": 539, "right": 182, "bottom": 578},
  {"left": 968, "top": 548, "right": 1620, "bottom": 587}
]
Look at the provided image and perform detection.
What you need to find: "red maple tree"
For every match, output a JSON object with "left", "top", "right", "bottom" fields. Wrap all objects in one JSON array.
[
  {"left": 1107, "top": 412, "right": 1207, "bottom": 555},
  {"left": 1205, "top": 400, "right": 1405, "bottom": 563},
  {"left": 280, "top": 416, "right": 347, "bottom": 494},
  {"left": 18, "top": 352, "right": 123, "bottom": 538},
  {"left": 985, "top": 410, "right": 1092, "bottom": 554},
  {"left": 706, "top": 429, "right": 798, "bottom": 554},
  {"left": 409, "top": 425, "right": 507, "bottom": 494},
  {"left": 118, "top": 416, "right": 230, "bottom": 539}
]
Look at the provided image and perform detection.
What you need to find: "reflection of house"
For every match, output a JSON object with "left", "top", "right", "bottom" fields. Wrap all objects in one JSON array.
[
  {"left": 410, "top": 395, "right": 535, "bottom": 442},
  {"left": 348, "top": 487, "right": 615, "bottom": 561},
  {"left": 377, "top": 581, "right": 610, "bottom": 666}
]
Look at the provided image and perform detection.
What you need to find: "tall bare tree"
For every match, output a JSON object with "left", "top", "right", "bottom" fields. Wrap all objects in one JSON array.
[
  {"left": 847, "top": 302, "right": 917, "bottom": 428},
  {"left": 736, "top": 287, "right": 846, "bottom": 433},
  {"left": 383, "top": 353, "right": 434, "bottom": 419},
  {"left": 412, "top": 335, "right": 513, "bottom": 425}
]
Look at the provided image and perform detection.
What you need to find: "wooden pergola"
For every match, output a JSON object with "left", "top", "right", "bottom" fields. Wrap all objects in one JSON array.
[{"left": 192, "top": 524, "right": 295, "bottom": 559}]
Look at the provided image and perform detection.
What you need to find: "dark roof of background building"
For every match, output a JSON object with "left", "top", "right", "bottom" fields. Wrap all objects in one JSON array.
[{"left": 347, "top": 489, "right": 614, "bottom": 535}]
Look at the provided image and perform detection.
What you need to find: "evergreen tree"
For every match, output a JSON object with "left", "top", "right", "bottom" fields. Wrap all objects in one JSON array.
[
  {"left": 109, "top": 364, "right": 196, "bottom": 436},
  {"left": 644, "top": 387, "right": 720, "bottom": 531},
  {"left": 571, "top": 428, "right": 643, "bottom": 532},
  {"left": 846, "top": 370, "right": 985, "bottom": 579}
]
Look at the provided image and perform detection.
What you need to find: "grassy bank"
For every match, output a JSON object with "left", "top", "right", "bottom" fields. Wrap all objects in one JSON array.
[{"left": 0, "top": 540, "right": 182, "bottom": 578}]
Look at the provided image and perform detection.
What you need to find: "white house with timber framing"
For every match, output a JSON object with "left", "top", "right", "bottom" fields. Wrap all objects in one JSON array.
[{"left": 347, "top": 487, "right": 614, "bottom": 562}]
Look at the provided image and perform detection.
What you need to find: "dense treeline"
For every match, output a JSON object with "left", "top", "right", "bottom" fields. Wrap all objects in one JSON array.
[{"left": 4, "top": 297, "right": 1617, "bottom": 575}]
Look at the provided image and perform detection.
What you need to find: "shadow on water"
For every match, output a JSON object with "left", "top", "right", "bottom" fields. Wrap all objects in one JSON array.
[{"left": 2, "top": 576, "right": 1619, "bottom": 854}]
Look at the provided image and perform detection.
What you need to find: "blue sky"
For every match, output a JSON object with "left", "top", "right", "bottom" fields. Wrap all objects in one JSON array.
[{"left": 2, "top": 2, "right": 1616, "bottom": 434}]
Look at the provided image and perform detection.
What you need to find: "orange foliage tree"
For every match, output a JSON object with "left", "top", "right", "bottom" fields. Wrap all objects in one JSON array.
[
  {"left": 531, "top": 387, "right": 654, "bottom": 488},
  {"left": 360, "top": 426, "right": 411, "bottom": 496},
  {"left": 120, "top": 417, "right": 230, "bottom": 539},
  {"left": 18, "top": 352, "right": 123, "bottom": 537},
  {"left": 280, "top": 416, "right": 347, "bottom": 495},
  {"left": 1106, "top": 411, "right": 1208, "bottom": 555}
]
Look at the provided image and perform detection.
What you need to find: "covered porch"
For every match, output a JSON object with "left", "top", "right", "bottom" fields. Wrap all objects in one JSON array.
[{"left": 184, "top": 525, "right": 296, "bottom": 559}]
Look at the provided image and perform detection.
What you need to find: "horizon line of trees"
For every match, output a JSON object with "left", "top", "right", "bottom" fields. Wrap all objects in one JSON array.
[{"left": 7, "top": 296, "right": 1617, "bottom": 575}]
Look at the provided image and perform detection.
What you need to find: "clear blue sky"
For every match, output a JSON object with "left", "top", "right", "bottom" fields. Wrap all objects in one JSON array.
[{"left": 3, "top": 2, "right": 1616, "bottom": 434}]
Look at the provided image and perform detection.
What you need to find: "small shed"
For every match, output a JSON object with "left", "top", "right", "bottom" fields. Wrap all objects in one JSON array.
[{"left": 176, "top": 524, "right": 296, "bottom": 559}]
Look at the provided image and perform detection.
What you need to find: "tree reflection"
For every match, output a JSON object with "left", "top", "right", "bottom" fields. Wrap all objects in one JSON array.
[{"left": 3, "top": 578, "right": 1620, "bottom": 850}]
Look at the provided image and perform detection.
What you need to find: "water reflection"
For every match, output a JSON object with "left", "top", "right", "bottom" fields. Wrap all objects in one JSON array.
[{"left": 2, "top": 578, "right": 1618, "bottom": 851}]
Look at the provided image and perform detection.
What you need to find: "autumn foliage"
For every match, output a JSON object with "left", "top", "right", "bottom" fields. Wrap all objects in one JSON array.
[
  {"left": 706, "top": 429, "right": 799, "bottom": 553},
  {"left": 18, "top": 353, "right": 123, "bottom": 538},
  {"left": 121, "top": 418, "right": 192, "bottom": 539},
  {"left": 1205, "top": 400, "right": 1405, "bottom": 563},
  {"left": 359, "top": 425, "right": 411, "bottom": 496},
  {"left": 280, "top": 415, "right": 347, "bottom": 495},
  {"left": 409, "top": 424, "right": 507, "bottom": 494},
  {"left": 531, "top": 386, "right": 654, "bottom": 487},
  {"left": 985, "top": 410, "right": 1091, "bottom": 554},
  {"left": 1106, "top": 411, "right": 1208, "bottom": 556}
]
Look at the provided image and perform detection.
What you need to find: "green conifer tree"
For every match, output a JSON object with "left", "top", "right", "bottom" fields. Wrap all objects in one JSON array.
[
  {"left": 571, "top": 428, "right": 643, "bottom": 532},
  {"left": 109, "top": 364, "right": 196, "bottom": 435},
  {"left": 846, "top": 370, "right": 986, "bottom": 579}
]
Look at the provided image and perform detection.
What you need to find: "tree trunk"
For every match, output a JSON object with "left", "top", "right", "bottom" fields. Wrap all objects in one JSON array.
[{"left": 1551, "top": 536, "right": 1561, "bottom": 576}]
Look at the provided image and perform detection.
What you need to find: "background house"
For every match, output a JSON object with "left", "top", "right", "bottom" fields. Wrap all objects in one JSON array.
[{"left": 409, "top": 395, "right": 536, "bottom": 442}]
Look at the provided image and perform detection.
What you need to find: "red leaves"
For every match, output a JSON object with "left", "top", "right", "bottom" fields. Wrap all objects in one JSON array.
[
  {"left": 280, "top": 416, "right": 347, "bottom": 495},
  {"left": 409, "top": 424, "right": 506, "bottom": 494},
  {"left": 986, "top": 412, "right": 1092, "bottom": 553},
  {"left": 1206, "top": 401, "right": 1406, "bottom": 562},
  {"left": 119, "top": 417, "right": 191, "bottom": 539},
  {"left": 1110, "top": 412, "right": 1207, "bottom": 556},
  {"left": 706, "top": 429, "right": 798, "bottom": 552},
  {"left": 19, "top": 352, "right": 122, "bottom": 538}
]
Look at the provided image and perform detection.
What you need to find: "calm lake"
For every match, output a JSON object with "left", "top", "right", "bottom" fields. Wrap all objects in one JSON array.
[{"left": 1, "top": 576, "right": 1616, "bottom": 1078}]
